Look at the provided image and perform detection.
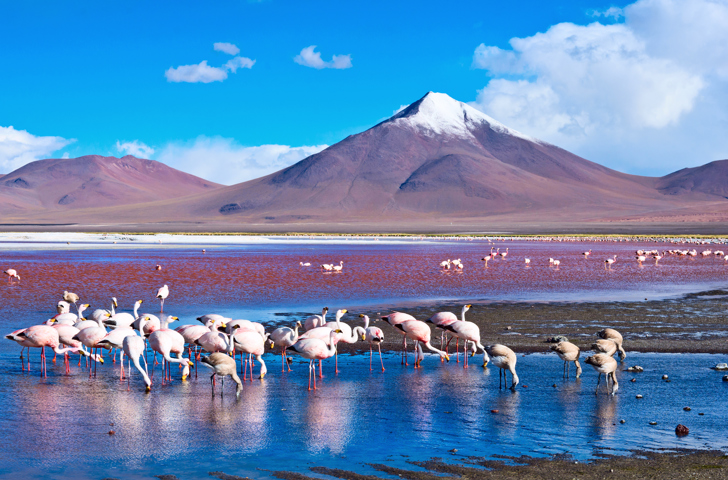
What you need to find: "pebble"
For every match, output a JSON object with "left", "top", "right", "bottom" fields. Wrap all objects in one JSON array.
[
  {"left": 662, "top": 375, "right": 669, "bottom": 380},
  {"left": 108, "top": 430, "right": 115, "bottom": 435},
  {"left": 627, "top": 366, "right": 644, "bottom": 372},
  {"left": 675, "top": 424, "right": 689, "bottom": 436},
  {"left": 620, "top": 419, "right": 626, "bottom": 424},
  {"left": 649, "top": 421, "right": 657, "bottom": 425},
  {"left": 666, "top": 379, "right": 671, "bottom": 383},
  {"left": 683, "top": 407, "right": 691, "bottom": 411},
  {"left": 699, "top": 413, "right": 705, "bottom": 416},
  {"left": 449, "top": 449, "right": 458, "bottom": 453},
  {"left": 712, "top": 363, "right": 728, "bottom": 371},
  {"left": 636, "top": 394, "right": 643, "bottom": 399},
  {"left": 552, "top": 384, "right": 558, "bottom": 388},
  {"left": 723, "top": 375, "right": 728, "bottom": 382},
  {"left": 630, "top": 378, "right": 636, "bottom": 382},
  {"left": 491, "top": 409, "right": 499, "bottom": 414},
  {"left": 506, "top": 326, "right": 512, "bottom": 330}
]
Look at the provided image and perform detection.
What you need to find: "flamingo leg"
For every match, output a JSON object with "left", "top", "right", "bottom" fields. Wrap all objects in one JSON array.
[
  {"left": 595, "top": 373, "right": 601, "bottom": 394},
  {"left": 369, "top": 346, "right": 373, "bottom": 371},
  {"left": 319, "top": 359, "right": 323, "bottom": 378},
  {"left": 378, "top": 344, "right": 385, "bottom": 372},
  {"left": 248, "top": 354, "right": 254, "bottom": 382},
  {"left": 308, "top": 360, "right": 313, "bottom": 390},
  {"left": 210, "top": 373, "right": 216, "bottom": 396}
]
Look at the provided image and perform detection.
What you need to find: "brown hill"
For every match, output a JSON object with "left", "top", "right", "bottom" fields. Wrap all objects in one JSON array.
[
  {"left": 0, "top": 155, "right": 221, "bottom": 215},
  {"left": 656, "top": 160, "right": 728, "bottom": 198}
]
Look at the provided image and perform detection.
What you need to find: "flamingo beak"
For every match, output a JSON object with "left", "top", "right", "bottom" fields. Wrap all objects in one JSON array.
[
  {"left": 98, "top": 357, "right": 105, "bottom": 364},
  {"left": 221, "top": 323, "right": 227, "bottom": 328},
  {"left": 362, "top": 334, "right": 366, "bottom": 341},
  {"left": 182, "top": 374, "right": 188, "bottom": 381},
  {"left": 445, "top": 355, "right": 451, "bottom": 362},
  {"left": 260, "top": 372, "right": 266, "bottom": 379},
  {"left": 145, "top": 385, "right": 151, "bottom": 392}
]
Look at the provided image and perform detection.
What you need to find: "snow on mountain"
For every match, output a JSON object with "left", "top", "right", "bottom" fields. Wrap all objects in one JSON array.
[{"left": 388, "top": 91, "right": 541, "bottom": 144}]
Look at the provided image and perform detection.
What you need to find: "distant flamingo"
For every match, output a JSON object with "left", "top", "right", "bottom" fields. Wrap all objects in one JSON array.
[
  {"left": 604, "top": 255, "right": 617, "bottom": 269},
  {"left": 524, "top": 258, "right": 530, "bottom": 265},
  {"left": 332, "top": 261, "right": 344, "bottom": 272},
  {"left": 582, "top": 250, "right": 592, "bottom": 258},
  {"left": 480, "top": 257, "right": 489, "bottom": 267},
  {"left": 299, "top": 262, "right": 311, "bottom": 266},
  {"left": 156, "top": 284, "right": 169, "bottom": 312},
  {"left": 552, "top": 259, "right": 561, "bottom": 268},
  {"left": 320, "top": 263, "right": 334, "bottom": 272},
  {"left": 500, "top": 248, "right": 509, "bottom": 258},
  {"left": 4, "top": 269, "right": 20, "bottom": 283}
]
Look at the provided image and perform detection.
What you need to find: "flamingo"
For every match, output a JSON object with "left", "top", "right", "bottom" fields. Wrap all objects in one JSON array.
[
  {"left": 381, "top": 311, "right": 417, "bottom": 363},
  {"left": 72, "top": 314, "right": 109, "bottom": 376},
  {"left": 551, "top": 341, "right": 581, "bottom": 378},
  {"left": 585, "top": 353, "right": 619, "bottom": 395},
  {"left": 480, "top": 257, "right": 489, "bottom": 267},
  {"left": 592, "top": 339, "right": 618, "bottom": 356},
  {"left": 5, "top": 329, "right": 36, "bottom": 370},
  {"left": 156, "top": 284, "right": 169, "bottom": 312},
  {"left": 582, "top": 250, "right": 592, "bottom": 258},
  {"left": 552, "top": 259, "right": 561, "bottom": 268},
  {"left": 148, "top": 315, "right": 193, "bottom": 383},
  {"left": 91, "top": 297, "right": 117, "bottom": 322},
  {"left": 394, "top": 319, "right": 449, "bottom": 368},
  {"left": 636, "top": 255, "right": 646, "bottom": 265},
  {"left": 290, "top": 329, "right": 338, "bottom": 390},
  {"left": 96, "top": 322, "right": 140, "bottom": 379},
  {"left": 524, "top": 258, "right": 530, "bottom": 265},
  {"left": 63, "top": 291, "right": 80, "bottom": 312},
  {"left": 304, "top": 307, "right": 329, "bottom": 331},
  {"left": 57, "top": 301, "right": 71, "bottom": 315},
  {"left": 427, "top": 305, "right": 468, "bottom": 361},
  {"left": 359, "top": 315, "right": 385, "bottom": 372},
  {"left": 332, "top": 261, "right": 344, "bottom": 272},
  {"left": 53, "top": 323, "right": 103, "bottom": 372},
  {"left": 53, "top": 304, "right": 89, "bottom": 325},
  {"left": 597, "top": 328, "right": 626, "bottom": 361},
  {"left": 299, "top": 262, "right": 311, "bottom": 266},
  {"left": 320, "top": 263, "right": 334, "bottom": 272},
  {"left": 499, "top": 248, "right": 509, "bottom": 258},
  {"left": 440, "top": 259, "right": 451, "bottom": 269},
  {"left": 201, "top": 353, "right": 242, "bottom": 397},
  {"left": 604, "top": 255, "right": 617, "bottom": 269},
  {"left": 4, "top": 268, "right": 20, "bottom": 282},
  {"left": 232, "top": 329, "right": 268, "bottom": 381},
  {"left": 18, "top": 325, "right": 88, "bottom": 377},
  {"left": 443, "top": 306, "right": 489, "bottom": 368},
  {"left": 269, "top": 321, "right": 303, "bottom": 372},
  {"left": 195, "top": 319, "right": 230, "bottom": 353},
  {"left": 104, "top": 300, "right": 143, "bottom": 329},
  {"left": 122, "top": 316, "right": 151, "bottom": 391},
  {"left": 485, "top": 344, "right": 519, "bottom": 390}
]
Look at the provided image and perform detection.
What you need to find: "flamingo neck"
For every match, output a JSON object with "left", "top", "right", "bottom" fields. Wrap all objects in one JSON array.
[
  {"left": 227, "top": 331, "right": 236, "bottom": 355},
  {"left": 110, "top": 301, "right": 116, "bottom": 316},
  {"left": 133, "top": 302, "right": 140, "bottom": 318},
  {"left": 362, "top": 316, "right": 369, "bottom": 329},
  {"left": 461, "top": 308, "right": 467, "bottom": 322},
  {"left": 138, "top": 318, "right": 147, "bottom": 338}
]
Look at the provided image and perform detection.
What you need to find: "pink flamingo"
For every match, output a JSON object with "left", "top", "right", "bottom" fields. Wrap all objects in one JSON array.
[
  {"left": 5, "top": 328, "right": 35, "bottom": 370},
  {"left": 53, "top": 323, "right": 103, "bottom": 372},
  {"left": 148, "top": 315, "right": 193, "bottom": 383},
  {"left": 304, "top": 307, "right": 329, "bottom": 330},
  {"left": 427, "top": 305, "right": 470, "bottom": 361},
  {"left": 123, "top": 316, "right": 151, "bottom": 391},
  {"left": 360, "top": 315, "right": 385, "bottom": 371},
  {"left": 156, "top": 285, "right": 169, "bottom": 312},
  {"left": 232, "top": 329, "right": 268, "bottom": 381},
  {"left": 394, "top": 319, "right": 449, "bottom": 368},
  {"left": 381, "top": 311, "right": 416, "bottom": 364},
  {"left": 269, "top": 321, "right": 303, "bottom": 372},
  {"left": 290, "top": 329, "right": 338, "bottom": 390},
  {"left": 4, "top": 268, "right": 20, "bottom": 283},
  {"left": 17, "top": 325, "right": 88, "bottom": 377}
]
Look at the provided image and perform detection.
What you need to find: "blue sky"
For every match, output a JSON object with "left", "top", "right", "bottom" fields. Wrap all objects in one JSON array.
[{"left": 2, "top": 0, "right": 727, "bottom": 184}]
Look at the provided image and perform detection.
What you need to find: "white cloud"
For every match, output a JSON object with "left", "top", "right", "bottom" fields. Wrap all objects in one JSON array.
[
  {"left": 224, "top": 56, "right": 255, "bottom": 73},
  {"left": 0, "top": 126, "right": 74, "bottom": 173},
  {"left": 213, "top": 42, "right": 240, "bottom": 56},
  {"left": 165, "top": 60, "right": 228, "bottom": 83},
  {"left": 61, "top": 152, "right": 70, "bottom": 159},
  {"left": 589, "top": 6, "right": 624, "bottom": 19},
  {"left": 470, "top": 0, "right": 728, "bottom": 175},
  {"left": 155, "top": 136, "right": 328, "bottom": 185},
  {"left": 294, "top": 46, "right": 353, "bottom": 69},
  {"left": 166, "top": 43, "right": 255, "bottom": 83},
  {"left": 116, "top": 140, "right": 155, "bottom": 158}
]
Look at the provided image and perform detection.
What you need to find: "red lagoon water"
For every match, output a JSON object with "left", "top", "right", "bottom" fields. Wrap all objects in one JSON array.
[{"left": 2, "top": 239, "right": 728, "bottom": 325}]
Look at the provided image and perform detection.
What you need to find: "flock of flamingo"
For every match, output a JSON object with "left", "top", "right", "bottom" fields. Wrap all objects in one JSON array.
[{"left": 3, "top": 274, "right": 630, "bottom": 397}]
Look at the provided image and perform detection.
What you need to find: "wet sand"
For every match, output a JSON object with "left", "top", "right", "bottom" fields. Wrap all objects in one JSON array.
[
  {"left": 269, "top": 450, "right": 728, "bottom": 480},
  {"left": 329, "top": 289, "right": 728, "bottom": 356}
]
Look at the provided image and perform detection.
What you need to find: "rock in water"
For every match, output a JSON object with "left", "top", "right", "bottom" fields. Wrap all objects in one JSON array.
[
  {"left": 627, "top": 366, "right": 644, "bottom": 372},
  {"left": 675, "top": 424, "right": 689, "bottom": 436},
  {"left": 713, "top": 363, "right": 728, "bottom": 371}
]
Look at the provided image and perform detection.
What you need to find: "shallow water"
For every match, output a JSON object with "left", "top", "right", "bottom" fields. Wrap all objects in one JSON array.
[
  {"left": 2, "top": 240, "right": 728, "bottom": 479},
  {"left": 2, "top": 240, "right": 728, "bottom": 326},
  {"left": 0, "top": 351, "right": 726, "bottom": 480}
]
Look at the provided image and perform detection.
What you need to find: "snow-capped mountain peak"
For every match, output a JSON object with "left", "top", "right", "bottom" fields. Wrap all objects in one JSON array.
[{"left": 390, "top": 91, "right": 539, "bottom": 143}]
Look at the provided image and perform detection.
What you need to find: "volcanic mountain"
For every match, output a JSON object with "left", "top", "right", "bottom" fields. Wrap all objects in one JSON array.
[
  {"left": 656, "top": 160, "right": 728, "bottom": 198},
  {"left": 0, "top": 155, "right": 221, "bottom": 216},
  {"left": 159, "top": 92, "right": 691, "bottom": 224}
]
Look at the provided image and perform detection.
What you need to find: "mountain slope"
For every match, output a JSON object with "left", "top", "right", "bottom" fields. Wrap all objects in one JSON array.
[
  {"left": 657, "top": 160, "right": 728, "bottom": 198},
  {"left": 0, "top": 155, "right": 221, "bottom": 215},
  {"left": 170, "top": 92, "right": 672, "bottom": 222}
]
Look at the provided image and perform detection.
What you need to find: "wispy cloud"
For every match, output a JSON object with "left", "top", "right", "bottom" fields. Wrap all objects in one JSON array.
[
  {"left": 213, "top": 42, "right": 240, "bottom": 56},
  {"left": 588, "top": 6, "right": 624, "bottom": 19},
  {"left": 294, "top": 45, "right": 352, "bottom": 69},
  {"left": 165, "top": 44, "right": 255, "bottom": 83},
  {"left": 155, "top": 136, "right": 328, "bottom": 185},
  {"left": 0, "top": 126, "right": 74, "bottom": 173},
  {"left": 116, "top": 140, "right": 155, "bottom": 158}
]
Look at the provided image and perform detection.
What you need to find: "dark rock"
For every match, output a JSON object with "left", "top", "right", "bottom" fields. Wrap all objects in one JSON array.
[
  {"left": 675, "top": 424, "right": 689, "bottom": 436},
  {"left": 546, "top": 335, "right": 568, "bottom": 343},
  {"left": 683, "top": 407, "right": 691, "bottom": 411}
]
